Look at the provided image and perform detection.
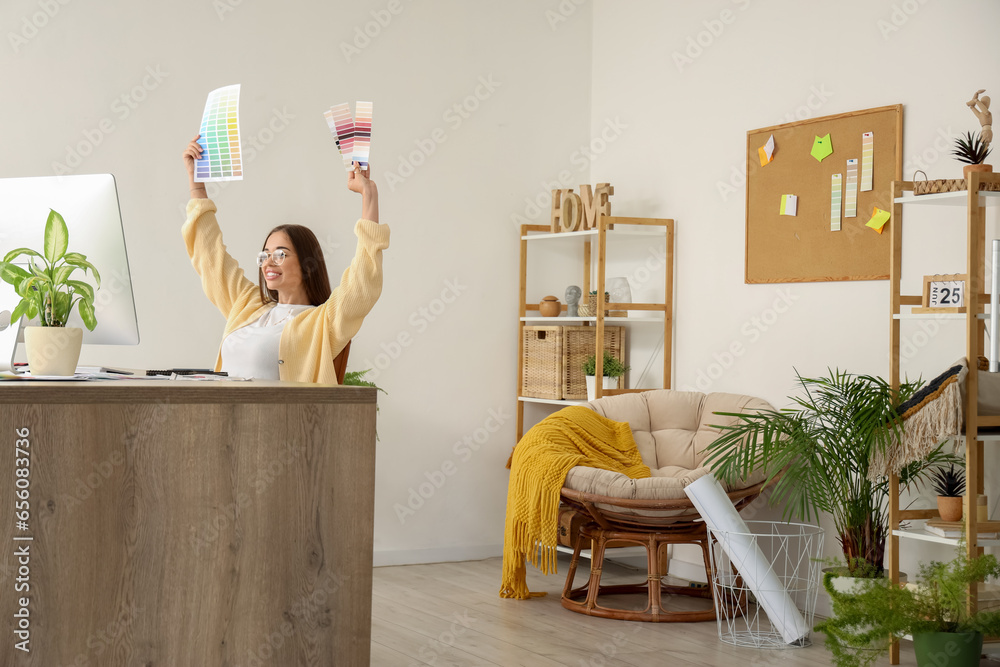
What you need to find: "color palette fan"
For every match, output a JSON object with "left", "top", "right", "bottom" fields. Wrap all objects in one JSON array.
[
  {"left": 195, "top": 84, "right": 242, "bottom": 182},
  {"left": 324, "top": 101, "right": 372, "bottom": 172},
  {"left": 194, "top": 84, "right": 243, "bottom": 183}
]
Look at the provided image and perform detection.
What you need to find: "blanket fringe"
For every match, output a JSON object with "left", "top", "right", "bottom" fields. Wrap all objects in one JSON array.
[{"left": 869, "top": 378, "right": 961, "bottom": 480}]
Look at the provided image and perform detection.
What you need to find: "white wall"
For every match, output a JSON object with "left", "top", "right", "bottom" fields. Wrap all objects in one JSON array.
[
  {"left": 1, "top": 0, "right": 591, "bottom": 564},
  {"left": 588, "top": 0, "right": 1000, "bottom": 592},
  {"left": 5, "top": 0, "right": 1000, "bottom": 579}
]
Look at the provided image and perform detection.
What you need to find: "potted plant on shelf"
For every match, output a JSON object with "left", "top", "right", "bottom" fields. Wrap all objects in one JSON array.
[
  {"left": 0, "top": 209, "right": 100, "bottom": 376},
  {"left": 583, "top": 350, "right": 629, "bottom": 401},
  {"left": 703, "top": 369, "right": 960, "bottom": 579},
  {"left": 815, "top": 544, "right": 1000, "bottom": 667},
  {"left": 931, "top": 463, "right": 966, "bottom": 522},
  {"left": 952, "top": 131, "right": 992, "bottom": 179},
  {"left": 583, "top": 290, "right": 610, "bottom": 317}
]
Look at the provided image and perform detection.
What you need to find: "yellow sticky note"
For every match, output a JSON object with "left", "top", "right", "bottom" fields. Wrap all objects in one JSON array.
[
  {"left": 866, "top": 206, "right": 891, "bottom": 234},
  {"left": 758, "top": 134, "right": 775, "bottom": 166},
  {"left": 811, "top": 134, "right": 833, "bottom": 162}
]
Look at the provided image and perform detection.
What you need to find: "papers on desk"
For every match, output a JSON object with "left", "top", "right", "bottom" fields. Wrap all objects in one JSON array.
[
  {"left": 0, "top": 367, "right": 249, "bottom": 381},
  {"left": 170, "top": 374, "right": 250, "bottom": 381}
]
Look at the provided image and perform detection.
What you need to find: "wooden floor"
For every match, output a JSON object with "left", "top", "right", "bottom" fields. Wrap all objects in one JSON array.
[{"left": 370, "top": 553, "right": 987, "bottom": 666}]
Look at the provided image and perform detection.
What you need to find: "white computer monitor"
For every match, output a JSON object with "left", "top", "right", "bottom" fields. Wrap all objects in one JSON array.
[{"left": 0, "top": 174, "right": 139, "bottom": 346}]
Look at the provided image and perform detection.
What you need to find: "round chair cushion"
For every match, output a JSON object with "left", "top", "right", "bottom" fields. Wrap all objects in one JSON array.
[{"left": 563, "top": 390, "right": 773, "bottom": 518}]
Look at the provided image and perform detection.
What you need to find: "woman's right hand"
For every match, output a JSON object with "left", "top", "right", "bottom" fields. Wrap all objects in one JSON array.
[{"left": 184, "top": 134, "right": 207, "bottom": 197}]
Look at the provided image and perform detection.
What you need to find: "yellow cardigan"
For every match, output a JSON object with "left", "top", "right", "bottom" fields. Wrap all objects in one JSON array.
[{"left": 182, "top": 198, "right": 390, "bottom": 383}]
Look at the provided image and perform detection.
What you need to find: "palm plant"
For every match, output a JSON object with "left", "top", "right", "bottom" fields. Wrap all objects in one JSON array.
[{"left": 703, "top": 369, "right": 960, "bottom": 577}]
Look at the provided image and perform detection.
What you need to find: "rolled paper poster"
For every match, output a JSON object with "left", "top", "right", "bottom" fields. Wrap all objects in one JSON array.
[{"left": 684, "top": 473, "right": 810, "bottom": 645}]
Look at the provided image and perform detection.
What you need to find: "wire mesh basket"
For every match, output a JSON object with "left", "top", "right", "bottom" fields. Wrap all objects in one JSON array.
[{"left": 707, "top": 521, "right": 824, "bottom": 649}]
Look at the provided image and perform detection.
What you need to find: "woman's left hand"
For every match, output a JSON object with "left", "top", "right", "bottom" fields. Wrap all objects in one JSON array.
[
  {"left": 348, "top": 163, "right": 374, "bottom": 194},
  {"left": 348, "top": 162, "right": 379, "bottom": 223}
]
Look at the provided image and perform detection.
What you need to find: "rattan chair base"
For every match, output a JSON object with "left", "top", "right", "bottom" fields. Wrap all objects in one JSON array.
[
  {"left": 560, "top": 522, "right": 716, "bottom": 623},
  {"left": 559, "top": 483, "right": 765, "bottom": 622}
]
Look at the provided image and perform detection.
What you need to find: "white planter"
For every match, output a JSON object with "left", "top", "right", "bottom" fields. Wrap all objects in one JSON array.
[
  {"left": 585, "top": 375, "right": 618, "bottom": 401},
  {"left": 824, "top": 568, "right": 907, "bottom": 593},
  {"left": 24, "top": 326, "right": 83, "bottom": 376}
]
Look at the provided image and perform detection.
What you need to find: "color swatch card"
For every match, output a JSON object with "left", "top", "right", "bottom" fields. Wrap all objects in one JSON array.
[
  {"left": 830, "top": 173, "right": 842, "bottom": 232},
  {"left": 353, "top": 101, "right": 372, "bottom": 168},
  {"left": 844, "top": 159, "right": 859, "bottom": 218},
  {"left": 324, "top": 101, "right": 372, "bottom": 172},
  {"left": 324, "top": 103, "right": 355, "bottom": 171},
  {"left": 779, "top": 194, "right": 797, "bottom": 216},
  {"left": 195, "top": 84, "right": 242, "bottom": 182},
  {"left": 860, "top": 131, "right": 874, "bottom": 191}
]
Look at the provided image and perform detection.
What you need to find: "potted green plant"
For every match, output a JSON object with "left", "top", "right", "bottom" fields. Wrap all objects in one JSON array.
[
  {"left": 952, "top": 130, "right": 992, "bottom": 179},
  {"left": 815, "top": 544, "right": 1000, "bottom": 667},
  {"left": 582, "top": 350, "right": 629, "bottom": 401},
  {"left": 703, "top": 369, "right": 959, "bottom": 578},
  {"left": 0, "top": 209, "right": 100, "bottom": 375},
  {"left": 342, "top": 368, "right": 387, "bottom": 440},
  {"left": 930, "top": 464, "right": 966, "bottom": 522}
]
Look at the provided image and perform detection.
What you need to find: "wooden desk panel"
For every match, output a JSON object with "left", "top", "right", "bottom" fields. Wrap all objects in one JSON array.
[{"left": 0, "top": 382, "right": 377, "bottom": 666}]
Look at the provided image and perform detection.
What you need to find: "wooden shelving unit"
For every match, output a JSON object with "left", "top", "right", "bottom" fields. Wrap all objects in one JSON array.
[
  {"left": 516, "top": 216, "right": 674, "bottom": 440},
  {"left": 887, "top": 171, "right": 1000, "bottom": 664}
]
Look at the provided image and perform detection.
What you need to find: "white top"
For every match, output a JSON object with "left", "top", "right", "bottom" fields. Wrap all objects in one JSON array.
[{"left": 220, "top": 303, "right": 315, "bottom": 380}]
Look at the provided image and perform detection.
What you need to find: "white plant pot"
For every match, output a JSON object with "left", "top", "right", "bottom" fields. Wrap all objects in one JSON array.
[
  {"left": 24, "top": 326, "right": 83, "bottom": 376},
  {"left": 585, "top": 375, "right": 618, "bottom": 401}
]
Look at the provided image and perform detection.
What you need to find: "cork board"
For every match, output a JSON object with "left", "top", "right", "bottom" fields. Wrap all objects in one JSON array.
[{"left": 745, "top": 104, "right": 902, "bottom": 283}]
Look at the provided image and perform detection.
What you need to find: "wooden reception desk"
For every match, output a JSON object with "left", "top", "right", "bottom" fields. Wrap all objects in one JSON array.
[{"left": 0, "top": 381, "right": 377, "bottom": 666}]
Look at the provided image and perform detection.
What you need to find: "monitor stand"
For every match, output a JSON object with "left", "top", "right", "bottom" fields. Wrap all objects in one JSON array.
[
  {"left": 0, "top": 307, "right": 21, "bottom": 373},
  {"left": 0, "top": 268, "right": 27, "bottom": 372}
]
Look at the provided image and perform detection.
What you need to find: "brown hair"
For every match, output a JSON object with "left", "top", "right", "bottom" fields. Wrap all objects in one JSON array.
[{"left": 258, "top": 224, "right": 332, "bottom": 306}]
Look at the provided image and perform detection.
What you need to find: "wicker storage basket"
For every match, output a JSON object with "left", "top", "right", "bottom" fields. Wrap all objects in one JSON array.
[
  {"left": 521, "top": 326, "right": 563, "bottom": 399},
  {"left": 562, "top": 325, "right": 625, "bottom": 400},
  {"left": 913, "top": 170, "right": 1000, "bottom": 195},
  {"left": 586, "top": 292, "right": 626, "bottom": 318}
]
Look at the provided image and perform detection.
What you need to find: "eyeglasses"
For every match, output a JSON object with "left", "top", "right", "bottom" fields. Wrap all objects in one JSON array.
[{"left": 257, "top": 249, "right": 291, "bottom": 267}]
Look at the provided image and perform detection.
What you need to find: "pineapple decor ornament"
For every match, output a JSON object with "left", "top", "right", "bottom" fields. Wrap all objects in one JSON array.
[{"left": 931, "top": 463, "right": 966, "bottom": 522}]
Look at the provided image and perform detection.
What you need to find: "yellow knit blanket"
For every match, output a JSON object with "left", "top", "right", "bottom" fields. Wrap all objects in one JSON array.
[{"left": 499, "top": 406, "right": 650, "bottom": 599}]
